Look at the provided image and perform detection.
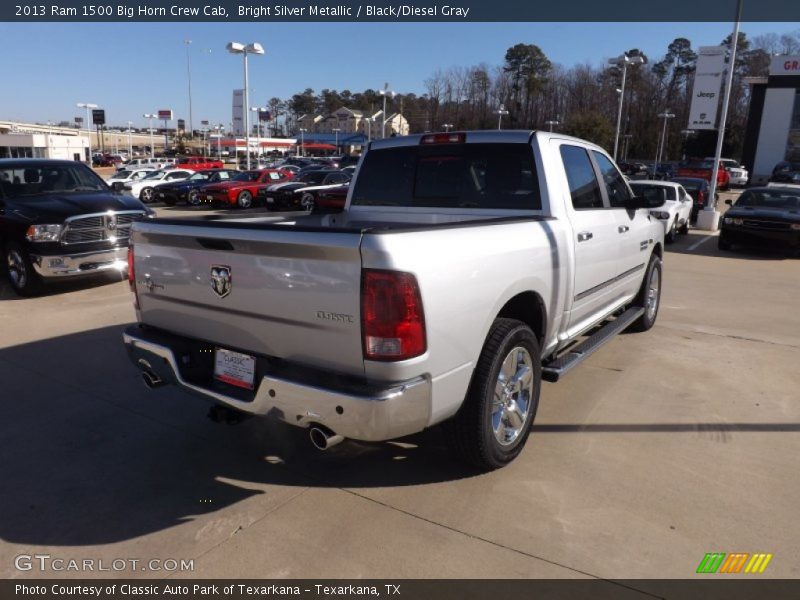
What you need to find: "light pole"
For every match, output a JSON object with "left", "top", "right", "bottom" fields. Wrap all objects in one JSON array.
[
  {"left": 653, "top": 111, "right": 675, "bottom": 179},
  {"left": 215, "top": 124, "right": 223, "bottom": 157},
  {"left": 76, "top": 102, "right": 98, "bottom": 164},
  {"left": 143, "top": 114, "right": 156, "bottom": 158},
  {"left": 365, "top": 118, "right": 373, "bottom": 142},
  {"left": 494, "top": 104, "right": 509, "bottom": 130},
  {"left": 609, "top": 53, "right": 645, "bottom": 161},
  {"left": 184, "top": 40, "right": 194, "bottom": 139},
  {"left": 622, "top": 134, "right": 633, "bottom": 161},
  {"left": 545, "top": 119, "right": 560, "bottom": 132},
  {"left": 442, "top": 123, "right": 453, "bottom": 132},
  {"left": 379, "top": 83, "right": 395, "bottom": 139},
  {"left": 332, "top": 127, "right": 341, "bottom": 154},
  {"left": 250, "top": 107, "right": 266, "bottom": 159},
  {"left": 298, "top": 128, "right": 307, "bottom": 157},
  {"left": 227, "top": 41, "right": 264, "bottom": 170},
  {"left": 700, "top": 0, "right": 743, "bottom": 231},
  {"left": 680, "top": 129, "right": 695, "bottom": 160},
  {"left": 127, "top": 121, "right": 133, "bottom": 157}
]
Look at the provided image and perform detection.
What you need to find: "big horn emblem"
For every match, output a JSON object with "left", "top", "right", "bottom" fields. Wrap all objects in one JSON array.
[{"left": 210, "top": 265, "right": 232, "bottom": 298}]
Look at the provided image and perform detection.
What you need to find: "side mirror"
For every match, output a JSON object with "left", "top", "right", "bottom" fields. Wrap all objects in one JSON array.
[
  {"left": 626, "top": 188, "right": 666, "bottom": 209},
  {"left": 725, "top": 199, "right": 733, "bottom": 206}
]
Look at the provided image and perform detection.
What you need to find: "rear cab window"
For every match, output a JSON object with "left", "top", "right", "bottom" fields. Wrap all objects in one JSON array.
[{"left": 351, "top": 142, "right": 541, "bottom": 210}]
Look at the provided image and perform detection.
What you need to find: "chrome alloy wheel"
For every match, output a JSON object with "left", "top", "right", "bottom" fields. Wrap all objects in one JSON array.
[
  {"left": 645, "top": 264, "right": 661, "bottom": 321},
  {"left": 7, "top": 248, "right": 27, "bottom": 288},
  {"left": 492, "top": 346, "right": 534, "bottom": 446}
]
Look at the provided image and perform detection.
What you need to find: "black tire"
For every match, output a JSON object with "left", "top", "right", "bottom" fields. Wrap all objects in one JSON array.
[
  {"left": 237, "top": 190, "right": 253, "bottom": 209},
  {"left": 187, "top": 190, "right": 201, "bottom": 206},
  {"left": 628, "top": 253, "right": 662, "bottom": 332},
  {"left": 139, "top": 187, "right": 154, "bottom": 203},
  {"left": 444, "top": 318, "right": 541, "bottom": 471},
  {"left": 679, "top": 219, "right": 689, "bottom": 235},
  {"left": 300, "top": 192, "right": 316, "bottom": 212},
  {"left": 4, "top": 241, "right": 43, "bottom": 296},
  {"left": 665, "top": 219, "right": 678, "bottom": 243},
  {"left": 718, "top": 235, "right": 733, "bottom": 252}
]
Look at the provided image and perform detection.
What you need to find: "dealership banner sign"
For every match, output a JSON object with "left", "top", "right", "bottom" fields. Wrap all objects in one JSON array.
[{"left": 687, "top": 46, "right": 726, "bottom": 130}]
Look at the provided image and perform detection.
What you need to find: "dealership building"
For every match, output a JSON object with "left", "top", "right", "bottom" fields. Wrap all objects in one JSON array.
[{"left": 742, "top": 55, "right": 800, "bottom": 184}]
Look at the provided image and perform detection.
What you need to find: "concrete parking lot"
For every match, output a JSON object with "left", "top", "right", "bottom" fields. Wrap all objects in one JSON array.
[{"left": 1, "top": 199, "right": 798, "bottom": 588}]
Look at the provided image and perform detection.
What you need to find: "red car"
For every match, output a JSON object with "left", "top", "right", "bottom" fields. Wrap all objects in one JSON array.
[
  {"left": 173, "top": 156, "right": 224, "bottom": 171},
  {"left": 203, "top": 169, "right": 293, "bottom": 208},
  {"left": 676, "top": 160, "right": 730, "bottom": 190},
  {"left": 314, "top": 183, "right": 349, "bottom": 213}
]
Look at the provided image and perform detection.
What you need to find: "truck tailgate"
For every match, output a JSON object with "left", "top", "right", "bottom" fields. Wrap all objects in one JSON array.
[{"left": 131, "top": 220, "right": 365, "bottom": 376}]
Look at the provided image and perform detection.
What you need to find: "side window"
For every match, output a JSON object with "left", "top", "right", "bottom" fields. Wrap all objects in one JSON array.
[
  {"left": 592, "top": 151, "right": 632, "bottom": 208},
  {"left": 560, "top": 145, "right": 604, "bottom": 210}
]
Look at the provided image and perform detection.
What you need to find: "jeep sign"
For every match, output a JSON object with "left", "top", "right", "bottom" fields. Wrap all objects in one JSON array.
[{"left": 687, "top": 46, "right": 726, "bottom": 130}]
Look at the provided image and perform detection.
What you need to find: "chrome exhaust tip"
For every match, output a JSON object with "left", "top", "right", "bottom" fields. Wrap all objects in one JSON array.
[
  {"left": 309, "top": 426, "right": 344, "bottom": 451},
  {"left": 141, "top": 370, "right": 163, "bottom": 389}
]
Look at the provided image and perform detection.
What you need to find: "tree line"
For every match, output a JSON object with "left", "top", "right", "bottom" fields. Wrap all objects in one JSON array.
[{"left": 267, "top": 29, "right": 799, "bottom": 162}]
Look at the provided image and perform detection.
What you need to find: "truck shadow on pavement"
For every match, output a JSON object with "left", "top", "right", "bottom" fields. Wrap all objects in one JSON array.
[
  {"left": 4, "top": 325, "right": 797, "bottom": 548},
  {"left": 0, "top": 325, "right": 476, "bottom": 547}
]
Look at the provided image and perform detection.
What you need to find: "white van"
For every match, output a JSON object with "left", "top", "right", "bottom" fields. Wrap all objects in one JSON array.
[{"left": 118, "top": 157, "right": 177, "bottom": 171}]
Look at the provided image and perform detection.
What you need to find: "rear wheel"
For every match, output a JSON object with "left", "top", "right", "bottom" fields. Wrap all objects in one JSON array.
[
  {"left": 665, "top": 219, "right": 678, "bottom": 243},
  {"left": 139, "top": 187, "right": 154, "bottom": 203},
  {"left": 444, "top": 318, "right": 541, "bottom": 471},
  {"left": 300, "top": 192, "right": 315, "bottom": 212},
  {"left": 237, "top": 190, "right": 253, "bottom": 209},
  {"left": 5, "top": 242, "right": 42, "bottom": 296},
  {"left": 629, "top": 253, "right": 662, "bottom": 332}
]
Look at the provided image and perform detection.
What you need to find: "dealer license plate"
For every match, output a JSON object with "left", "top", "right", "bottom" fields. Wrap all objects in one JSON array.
[{"left": 213, "top": 347, "right": 256, "bottom": 390}]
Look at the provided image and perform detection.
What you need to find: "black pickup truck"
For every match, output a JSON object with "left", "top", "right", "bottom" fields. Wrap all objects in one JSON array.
[{"left": 0, "top": 159, "right": 153, "bottom": 296}]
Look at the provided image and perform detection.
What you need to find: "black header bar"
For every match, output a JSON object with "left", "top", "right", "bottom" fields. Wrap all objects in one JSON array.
[{"left": 3, "top": 0, "right": 800, "bottom": 22}]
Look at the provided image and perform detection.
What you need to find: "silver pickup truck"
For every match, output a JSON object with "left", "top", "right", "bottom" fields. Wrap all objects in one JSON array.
[{"left": 123, "top": 131, "right": 665, "bottom": 470}]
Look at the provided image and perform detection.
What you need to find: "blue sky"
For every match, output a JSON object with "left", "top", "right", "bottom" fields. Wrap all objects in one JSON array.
[{"left": 0, "top": 22, "right": 796, "bottom": 129}]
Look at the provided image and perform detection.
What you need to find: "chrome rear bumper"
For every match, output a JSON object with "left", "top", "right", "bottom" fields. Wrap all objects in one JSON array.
[{"left": 123, "top": 326, "right": 432, "bottom": 442}]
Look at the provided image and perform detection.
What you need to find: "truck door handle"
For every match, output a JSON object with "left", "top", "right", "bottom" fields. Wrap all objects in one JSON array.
[
  {"left": 577, "top": 231, "right": 593, "bottom": 242},
  {"left": 618, "top": 225, "right": 630, "bottom": 233}
]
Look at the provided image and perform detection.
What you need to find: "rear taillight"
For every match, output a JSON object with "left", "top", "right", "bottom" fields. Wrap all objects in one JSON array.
[{"left": 361, "top": 269, "right": 426, "bottom": 361}]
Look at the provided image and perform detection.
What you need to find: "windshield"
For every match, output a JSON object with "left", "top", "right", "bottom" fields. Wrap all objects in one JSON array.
[
  {"left": 735, "top": 190, "right": 800, "bottom": 210},
  {"left": 631, "top": 184, "right": 677, "bottom": 201},
  {"left": 0, "top": 163, "right": 107, "bottom": 198},
  {"left": 351, "top": 143, "right": 541, "bottom": 209},
  {"left": 113, "top": 170, "right": 132, "bottom": 179},
  {"left": 683, "top": 161, "right": 714, "bottom": 170},
  {"left": 233, "top": 172, "right": 260, "bottom": 182},
  {"left": 299, "top": 172, "right": 330, "bottom": 185},
  {"left": 141, "top": 171, "right": 166, "bottom": 181}
]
